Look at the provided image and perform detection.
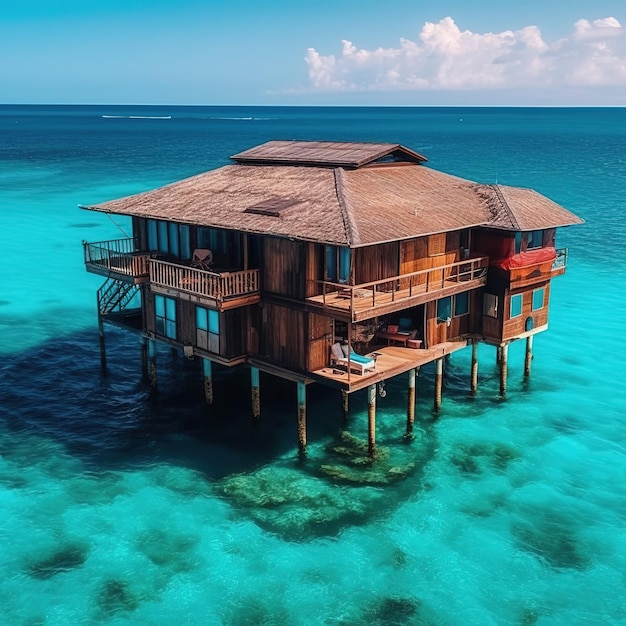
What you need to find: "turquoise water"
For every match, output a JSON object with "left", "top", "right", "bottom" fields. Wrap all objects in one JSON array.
[{"left": 1, "top": 105, "right": 625, "bottom": 624}]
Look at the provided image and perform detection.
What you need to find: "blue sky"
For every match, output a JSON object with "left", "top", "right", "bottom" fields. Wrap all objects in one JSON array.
[{"left": 1, "top": 0, "right": 625, "bottom": 105}]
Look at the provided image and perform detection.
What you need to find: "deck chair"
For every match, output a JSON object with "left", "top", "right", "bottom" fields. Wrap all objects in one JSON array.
[
  {"left": 330, "top": 343, "right": 375, "bottom": 375},
  {"left": 191, "top": 249, "right": 213, "bottom": 270}
]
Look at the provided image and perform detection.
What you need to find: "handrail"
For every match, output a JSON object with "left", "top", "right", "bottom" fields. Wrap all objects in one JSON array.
[
  {"left": 148, "top": 259, "right": 259, "bottom": 301},
  {"left": 552, "top": 247, "right": 568, "bottom": 271},
  {"left": 310, "top": 255, "right": 489, "bottom": 308},
  {"left": 83, "top": 238, "right": 149, "bottom": 277}
]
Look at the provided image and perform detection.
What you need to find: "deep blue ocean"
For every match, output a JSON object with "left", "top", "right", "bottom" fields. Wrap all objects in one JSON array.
[{"left": 1, "top": 105, "right": 625, "bottom": 625}]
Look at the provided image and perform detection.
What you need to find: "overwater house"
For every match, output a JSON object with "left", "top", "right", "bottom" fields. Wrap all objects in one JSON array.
[{"left": 81, "top": 140, "right": 582, "bottom": 455}]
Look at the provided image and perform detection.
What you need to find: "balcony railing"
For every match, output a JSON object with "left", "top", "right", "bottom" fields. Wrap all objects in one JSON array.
[
  {"left": 149, "top": 259, "right": 260, "bottom": 302},
  {"left": 552, "top": 247, "right": 568, "bottom": 272},
  {"left": 307, "top": 256, "right": 489, "bottom": 319},
  {"left": 83, "top": 238, "right": 150, "bottom": 278}
]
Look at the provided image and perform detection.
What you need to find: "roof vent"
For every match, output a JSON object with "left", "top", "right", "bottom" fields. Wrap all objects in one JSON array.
[{"left": 243, "top": 198, "right": 302, "bottom": 217}]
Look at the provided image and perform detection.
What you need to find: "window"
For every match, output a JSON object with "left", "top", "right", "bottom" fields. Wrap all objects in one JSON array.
[
  {"left": 437, "top": 296, "right": 452, "bottom": 322},
  {"left": 146, "top": 219, "right": 190, "bottom": 259},
  {"left": 527, "top": 230, "right": 543, "bottom": 250},
  {"left": 155, "top": 295, "right": 176, "bottom": 339},
  {"left": 510, "top": 294, "right": 523, "bottom": 318},
  {"left": 454, "top": 292, "right": 469, "bottom": 317},
  {"left": 196, "top": 306, "right": 220, "bottom": 353},
  {"left": 514, "top": 232, "right": 522, "bottom": 254},
  {"left": 484, "top": 293, "right": 498, "bottom": 318},
  {"left": 532, "top": 288, "right": 545, "bottom": 311},
  {"left": 438, "top": 293, "right": 469, "bottom": 322},
  {"left": 325, "top": 246, "right": 350, "bottom": 283}
]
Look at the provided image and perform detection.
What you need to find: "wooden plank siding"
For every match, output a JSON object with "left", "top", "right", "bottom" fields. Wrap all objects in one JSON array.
[
  {"left": 263, "top": 237, "right": 305, "bottom": 300},
  {"left": 306, "top": 243, "right": 321, "bottom": 297},
  {"left": 400, "top": 231, "right": 461, "bottom": 289},
  {"left": 144, "top": 290, "right": 248, "bottom": 360},
  {"left": 424, "top": 290, "right": 473, "bottom": 347},
  {"left": 260, "top": 302, "right": 307, "bottom": 370},
  {"left": 354, "top": 242, "right": 398, "bottom": 286},
  {"left": 503, "top": 282, "right": 550, "bottom": 340},
  {"left": 307, "top": 313, "right": 333, "bottom": 371}
]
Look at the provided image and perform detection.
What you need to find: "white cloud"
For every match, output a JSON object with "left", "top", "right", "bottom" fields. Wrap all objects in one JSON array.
[{"left": 303, "top": 16, "right": 626, "bottom": 92}]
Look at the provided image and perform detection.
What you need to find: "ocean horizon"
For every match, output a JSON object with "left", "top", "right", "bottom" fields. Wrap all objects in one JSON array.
[{"left": 1, "top": 104, "right": 625, "bottom": 625}]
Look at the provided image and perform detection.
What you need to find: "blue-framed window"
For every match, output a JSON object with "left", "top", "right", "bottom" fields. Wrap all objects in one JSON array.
[
  {"left": 527, "top": 230, "right": 543, "bottom": 250},
  {"left": 454, "top": 292, "right": 470, "bottom": 317},
  {"left": 325, "top": 246, "right": 350, "bottom": 283},
  {"left": 437, "top": 296, "right": 452, "bottom": 322},
  {"left": 438, "top": 293, "right": 470, "bottom": 322},
  {"left": 155, "top": 295, "right": 177, "bottom": 339},
  {"left": 196, "top": 306, "right": 220, "bottom": 353},
  {"left": 532, "top": 288, "right": 545, "bottom": 311},
  {"left": 147, "top": 219, "right": 190, "bottom": 259},
  {"left": 510, "top": 294, "right": 523, "bottom": 318}
]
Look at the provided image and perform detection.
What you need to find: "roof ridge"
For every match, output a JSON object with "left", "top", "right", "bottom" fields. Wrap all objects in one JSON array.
[
  {"left": 334, "top": 168, "right": 360, "bottom": 246},
  {"left": 487, "top": 184, "right": 521, "bottom": 230}
]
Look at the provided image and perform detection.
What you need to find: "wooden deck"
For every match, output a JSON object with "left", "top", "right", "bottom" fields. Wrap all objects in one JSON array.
[
  {"left": 311, "top": 340, "right": 468, "bottom": 392},
  {"left": 307, "top": 278, "right": 486, "bottom": 322},
  {"left": 306, "top": 256, "right": 488, "bottom": 322}
]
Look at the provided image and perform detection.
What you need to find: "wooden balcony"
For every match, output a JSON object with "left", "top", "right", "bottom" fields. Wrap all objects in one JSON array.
[
  {"left": 509, "top": 247, "right": 568, "bottom": 287},
  {"left": 83, "top": 238, "right": 150, "bottom": 282},
  {"left": 307, "top": 256, "right": 489, "bottom": 322},
  {"left": 311, "top": 341, "right": 469, "bottom": 393},
  {"left": 148, "top": 259, "right": 260, "bottom": 311},
  {"left": 551, "top": 247, "right": 568, "bottom": 277}
]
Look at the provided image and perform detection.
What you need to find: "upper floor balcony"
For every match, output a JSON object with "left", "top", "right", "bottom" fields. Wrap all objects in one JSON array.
[
  {"left": 83, "top": 238, "right": 150, "bottom": 282},
  {"left": 84, "top": 238, "right": 261, "bottom": 310},
  {"left": 508, "top": 247, "right": 568, "bottom": 287},
  {"left": 306, "top": 256, "right": 489, "bottom": 322}
]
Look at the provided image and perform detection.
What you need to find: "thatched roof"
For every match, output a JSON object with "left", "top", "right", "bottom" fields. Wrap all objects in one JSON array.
[{"left": 82, "top": 141, "right": 583, "bottom": 246}]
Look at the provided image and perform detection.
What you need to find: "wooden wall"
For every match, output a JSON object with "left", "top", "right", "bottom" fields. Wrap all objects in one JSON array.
[
  {"left": 263, "top": 237, "right": 305, "bottom": 299},
  {"left": 306, "top": 243, "right": 321, "bottom": 297},
  {"left": 424, "top": 290, "right": 474, "bottom": 347},
  {"left": 503, "top": 283, "right": 550, "bottom": 340},
  {"left": 260, "top": 302, "right": 306, "bottom": 370},
  {"left": 400, "top": 232, "right": 462, "bottom": 287},
  {"left": 307, "top": 313, "right": 333, "bottom": 371},
  {"left": 144, "top": 292, "right": 247, "bottom": 359},
  {"left": 354, "top": 242, "right": 398, "bottom": 285}
]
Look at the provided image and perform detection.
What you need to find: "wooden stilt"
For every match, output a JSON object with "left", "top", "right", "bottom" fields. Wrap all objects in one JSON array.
[
  {"left": 297, "top": 381, "right": 307, "bottom": 456},
  {"left": 433, "top": 357, "right": 443, "bottom": 414},
  {"left": 202, "top": 358, "right": 213, "bottom": 404},
  {"left": 367, "top": 384, "right": 376, "bottom": 458},
  {"left": 470, "top": 340, "right": 478, "bottom": 397},
  {"left": 496, "top": 345, "right": 503, "bottom": 365},
  {"left": 524, "top": 335, "right": 533, "bottom": 379},
  {"left": 250, "top": 366, "right": 260, "bottom": 418},
  {"left": 98, "top": 314, "right": 106, "bottom": 370},
  {"left": 499, "top": 343, "right": 509, "bottom": 398},
  {"left": 147, "top": 338, "right": 157, "bottom": 390},
  {"left": 406, "top": 368, "right": 416, "bottom": 437},
  {"left": 341, "top": 389, "right": 349, "bottom": 420}
]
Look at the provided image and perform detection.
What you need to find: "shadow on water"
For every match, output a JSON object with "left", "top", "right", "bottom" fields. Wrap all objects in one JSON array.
[
  {"left": 0, "top": 326, "right": 524, "bottom": 541},
  {"left": 0, "top": 327, "right": 451, "bottom": 538}
]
